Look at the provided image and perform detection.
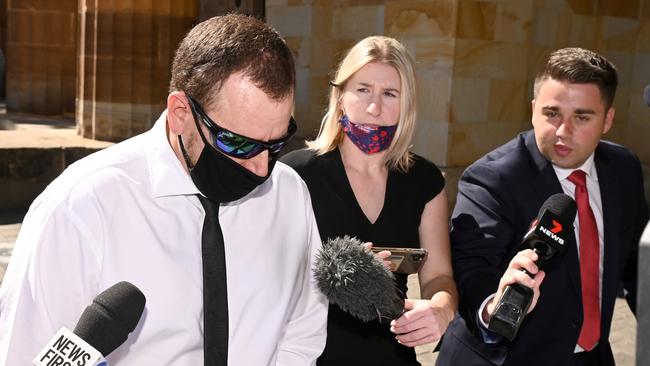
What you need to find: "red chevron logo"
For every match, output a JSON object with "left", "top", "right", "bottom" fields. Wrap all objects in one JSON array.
[{"left": 550, "top": 220, "right": 562, "bottom": 234}]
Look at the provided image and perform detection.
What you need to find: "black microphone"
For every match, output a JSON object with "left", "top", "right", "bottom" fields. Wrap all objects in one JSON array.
[
  {"left": 33, "top": 281, "right": 146, "bottom": 365},
  {"left": 488, "top": 193, "right": 577, "bottom": 340},
  {"left": 644, "top": 85, "right": 650, "bottom": 107},
  {"left": 313, "top": 236, "right": 404, "bottom": 322}
]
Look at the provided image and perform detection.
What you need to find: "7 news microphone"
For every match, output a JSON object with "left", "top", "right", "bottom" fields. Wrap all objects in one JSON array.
[
  {"left": 313, "top": 236, "right": 404, "bottom": 322},
  {"left": 33, "top": 281, "right": 146, "bottom": 366},
  {"left": 488, "top": 193, "right": 577, "bottom": 340}
]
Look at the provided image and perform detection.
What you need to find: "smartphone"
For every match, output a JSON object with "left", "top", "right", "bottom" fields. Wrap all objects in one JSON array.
[{"left": 371, "top": 247, "right": 428, "bottom": 274}]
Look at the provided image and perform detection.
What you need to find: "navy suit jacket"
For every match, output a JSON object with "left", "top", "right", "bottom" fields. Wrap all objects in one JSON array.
[{"left": 436, "top": 130, "right": 648, "bottom": 366}]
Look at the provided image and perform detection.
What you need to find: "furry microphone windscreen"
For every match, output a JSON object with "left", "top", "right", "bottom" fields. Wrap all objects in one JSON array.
[{"left": 314, "top": 236, "right": 404, "bottom": 322}]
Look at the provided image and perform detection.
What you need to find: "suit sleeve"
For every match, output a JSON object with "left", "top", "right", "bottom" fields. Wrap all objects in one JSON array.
[
  {"left": 620, "top": 153, "right": 649, "bottom": 314},
  {"left": 450, "top": 163, "right": 519, "bottom": 331}
]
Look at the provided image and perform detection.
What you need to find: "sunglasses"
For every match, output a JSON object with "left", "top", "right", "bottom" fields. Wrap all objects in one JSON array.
[{"left": 186, "top": 95, "right": 297, "bottom": 159}]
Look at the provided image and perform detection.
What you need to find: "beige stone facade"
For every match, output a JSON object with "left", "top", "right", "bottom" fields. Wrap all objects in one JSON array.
[
  {"left": 1, "top": 0, "right": 649, "bottom": 203},
  {"left": 266, "top": 0, "right": 650, "bottom": 204}
]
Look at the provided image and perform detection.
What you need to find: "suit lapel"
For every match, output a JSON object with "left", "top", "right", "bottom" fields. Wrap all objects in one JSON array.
[
  {"left": 524, "top": 131, "right": 582, "bottom": 296},
  {"left": 524, "top": 132, "right": 563, "bottom": 201}
]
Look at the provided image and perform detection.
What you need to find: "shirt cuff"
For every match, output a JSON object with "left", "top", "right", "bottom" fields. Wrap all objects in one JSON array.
[{"left": 476, "top": 293, "right": 504, "bottom": 344}]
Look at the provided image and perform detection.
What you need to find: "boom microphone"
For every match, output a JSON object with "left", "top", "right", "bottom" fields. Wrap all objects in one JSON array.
[
  {"left": 488, "top": 193, "right": 577, "bottom": 340},
  {"left": 314, "top": 236, "right": 403, "bottom": 322},
  {"left": 33, "top": 281, "right": 146, "bottom": 366}
]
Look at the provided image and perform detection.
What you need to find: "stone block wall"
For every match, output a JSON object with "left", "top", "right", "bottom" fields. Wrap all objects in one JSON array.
[
  {"left": 76, "top": 0, "right": 266, "bottom": 142},
  {"left": 267, "top": 0, "right": 650, "bottom": 205},
  {"left": 76, "top": 0, "right": 196, "bottom": 142},
  {"left": 5, "top": 0, "right": 77, "bottom": 115},
  {"left": 2, "top": 1, "right": 649, "bottom": 203},
  {"left": 447, "top": 0, "right": 533, "bottom": 167}
]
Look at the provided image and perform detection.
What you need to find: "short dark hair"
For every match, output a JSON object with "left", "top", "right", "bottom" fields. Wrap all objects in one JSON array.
[
  {"left": 534, "top": 47, "right": 618, "bottom": 109},
  {"left": 169, "top": 14, "right": 295, "bottom": 107}
]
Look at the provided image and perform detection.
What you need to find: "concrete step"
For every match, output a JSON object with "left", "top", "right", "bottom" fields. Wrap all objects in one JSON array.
[{"left": 0, "top": 112, "right": 113, "bottom": 211}]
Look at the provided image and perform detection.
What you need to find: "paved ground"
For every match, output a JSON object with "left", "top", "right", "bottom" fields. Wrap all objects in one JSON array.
[{"left": 0, "top": 111, "right": 112, "bottom": 149}]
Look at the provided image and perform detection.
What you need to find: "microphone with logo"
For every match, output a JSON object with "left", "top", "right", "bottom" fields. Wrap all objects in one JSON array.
[
  {"left": 313, "top": 236, "right": 404, "bottom": 322},
  {"left": 488, "top": 193, "right": 577, "bottom": 340},
  {"left": 33, "top": 281, "right": 146, "bottom": 366}
]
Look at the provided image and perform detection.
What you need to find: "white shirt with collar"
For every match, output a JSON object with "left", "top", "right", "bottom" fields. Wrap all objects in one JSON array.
[
  {"left": 552, "top": 153, "right": 604, "bottom": 353},
  {"left": 552, "top": 153, "right": 605, "bottom": 286},
  {"left": 0, "top": 111, "right": 328, "bottom": 365}
]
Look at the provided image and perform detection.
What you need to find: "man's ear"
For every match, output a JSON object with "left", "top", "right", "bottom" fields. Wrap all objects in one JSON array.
[
  {"left": 602, "top": 106, "right": 615, "bottom": 135},
  {"left": 167, "top": 91, "right": 192, "bottom": 135},
  {"left": 530, "top": 99, "right": 536, "bottom": 126}
]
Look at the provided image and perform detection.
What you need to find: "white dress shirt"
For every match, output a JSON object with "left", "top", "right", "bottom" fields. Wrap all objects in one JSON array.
[
  {"left": 552, "top": 153, "right": 604, "bottom": 353},
  {"left": 0, "top": 111, "right": 328, "bottom": 365}
]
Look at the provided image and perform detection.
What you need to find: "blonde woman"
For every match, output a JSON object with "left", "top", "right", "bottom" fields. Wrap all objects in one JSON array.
[{"left": 281, "top": 36, "right": 457, "bottom": 365}]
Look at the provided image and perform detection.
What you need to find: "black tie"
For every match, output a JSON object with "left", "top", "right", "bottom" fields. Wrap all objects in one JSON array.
[{"left": 197, "top": 195, "right": 229, "bottom": 365}]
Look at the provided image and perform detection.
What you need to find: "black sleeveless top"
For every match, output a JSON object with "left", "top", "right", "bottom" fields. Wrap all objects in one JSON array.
[{"left": 281, "top": 148, "right": 445, "bottom": 366}]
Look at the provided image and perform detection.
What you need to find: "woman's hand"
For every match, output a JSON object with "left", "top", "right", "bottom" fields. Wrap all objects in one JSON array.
[
  {"left": 389, "top": 298, "right": 454, "bottom": 347},
  {"left": 362, "top": 242, "right": 393, "bottom": 270},
  {"left": 392, "top": 189, "right": 457, "bottom": 348}
]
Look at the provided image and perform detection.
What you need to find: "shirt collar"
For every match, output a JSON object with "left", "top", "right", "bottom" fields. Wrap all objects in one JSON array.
[
  {"left": 147, "top": 110, "right": 201, "bottom": 198},
  {"left": 552, "top": 153, "right": 598, "bottom": 182}
]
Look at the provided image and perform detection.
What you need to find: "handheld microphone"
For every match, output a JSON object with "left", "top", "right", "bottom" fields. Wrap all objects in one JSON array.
[
  {"left": 33, "top": 281, "right": 146, "bottom": 366},
  {"left": 644, "top": 85, "right": 650, "bottom": 107},
  {"left": 313, "top": 236, "right": 404, "bottom": 322},
  {"left": 488, "top": 193, "right": 577, "bottom": 340}
]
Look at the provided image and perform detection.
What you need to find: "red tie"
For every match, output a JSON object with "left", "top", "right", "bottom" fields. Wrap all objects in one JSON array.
[{"left": 568, "top": 170, "right": 600, "bottom": 351}]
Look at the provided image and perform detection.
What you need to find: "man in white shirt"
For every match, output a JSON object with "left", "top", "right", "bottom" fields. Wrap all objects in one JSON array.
[
  {"left": 436, "top": 48, "right": 648, "bottom": 366},
  {"left": 0, "top": 14, "right": 328, "bottom": 365}
]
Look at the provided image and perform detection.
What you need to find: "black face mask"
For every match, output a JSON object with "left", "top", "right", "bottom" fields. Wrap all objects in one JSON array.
[{"left": 178, "top": 126, "right": 276, "bottom": 204}]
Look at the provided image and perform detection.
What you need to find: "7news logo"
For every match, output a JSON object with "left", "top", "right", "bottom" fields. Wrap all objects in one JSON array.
[{"left": 538, "top": 219, "right": 565, "bottom": 245}]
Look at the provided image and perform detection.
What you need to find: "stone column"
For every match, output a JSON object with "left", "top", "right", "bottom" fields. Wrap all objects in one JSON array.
[
  {"left": 5, "top": 0, "right": 77, "bottom": 115},
  {"left": 76, "top": 0, "right": 196, "bottom": 142}
]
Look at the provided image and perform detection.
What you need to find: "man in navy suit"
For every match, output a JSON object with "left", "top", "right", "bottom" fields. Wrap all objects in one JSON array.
[{"left": 436, "top": 48, "right": 648, "bottom": 366}]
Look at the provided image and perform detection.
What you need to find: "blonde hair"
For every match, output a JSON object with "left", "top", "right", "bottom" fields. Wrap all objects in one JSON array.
[{"left": 306, "top": 36, "right": 417, "bottom": 172}]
